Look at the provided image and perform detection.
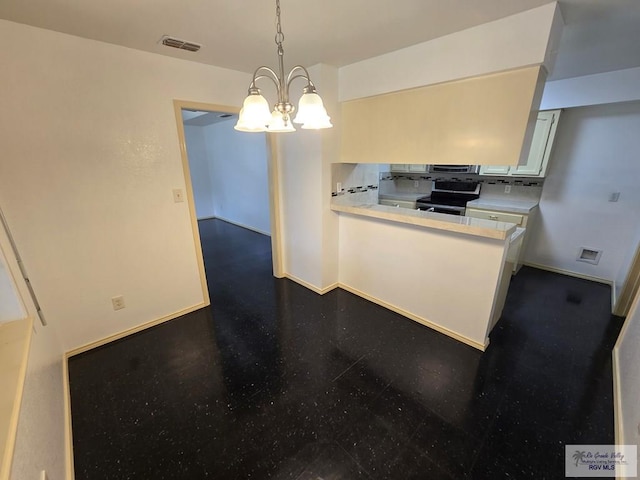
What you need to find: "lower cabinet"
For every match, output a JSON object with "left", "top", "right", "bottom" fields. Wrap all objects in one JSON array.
[{"left": 465, "top": 206, "right": 536, "bottom": 274}]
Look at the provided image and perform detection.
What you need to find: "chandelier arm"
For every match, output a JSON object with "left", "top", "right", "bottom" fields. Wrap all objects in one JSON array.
[
  {"left": 252, "top": 73, "right": 282, "bottom": 96},
  {"left": 251, "top": 66, "right": 280, "bottom": 85},
  {"left": 286, "top": 65, "right": 314, "bottom": 88},
  {"left": 286, "top": 74, "right": 312, "bottom": 92}
]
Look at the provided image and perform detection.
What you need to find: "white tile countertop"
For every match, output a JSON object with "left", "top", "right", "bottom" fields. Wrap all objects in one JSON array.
[
  {"left": 466, "top": 197, "right": 539, "bottom": 214},
  {"left": 331, "top": 203, "right": 517, "bottom": 240}
]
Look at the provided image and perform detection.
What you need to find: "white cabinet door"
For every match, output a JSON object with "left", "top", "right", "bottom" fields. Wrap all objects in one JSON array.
[
  {"left": 479, "top": 110, "right": 561, "bottom": 178},
  {"left": 511, "top": 110, "right": 559, "bottom": 177},
  {"left": 479, "top": 165, "right": 510, "bottom": 175}
]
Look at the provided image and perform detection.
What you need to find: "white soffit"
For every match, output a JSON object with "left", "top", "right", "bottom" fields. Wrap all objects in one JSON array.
[{"left": 339, "top": 3, "right": 561, "bottom": 101}]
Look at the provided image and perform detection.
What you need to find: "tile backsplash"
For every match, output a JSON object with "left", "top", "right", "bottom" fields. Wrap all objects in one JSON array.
[
  {"left": 331, "top": 163, "right": 380, "bottom": 195},
  {"left": 331, "top": 165, "right": 544, "bottom": 205}
]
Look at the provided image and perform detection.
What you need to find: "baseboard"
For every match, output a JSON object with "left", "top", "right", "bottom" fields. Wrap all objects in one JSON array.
[
  {"left": 62, "top": 303, "right": 210, "bottom": 479},
  {"left": 206, "top": 216, "right": 271, "bottom": 237},
  {"left": 284, "top": 274, "right": 338, "bottom": 295},
  {"left": 612, "top": 349, "right": 623, "bottom": 456},
  {"left": 337, "top": 283, "right": 489, "bottom": 351},
  {"left": 66, "top": 302, "right": 208, "bottom": 357},
  {"left": 523, "top": 262, "right": 613, "bottom": 286}
]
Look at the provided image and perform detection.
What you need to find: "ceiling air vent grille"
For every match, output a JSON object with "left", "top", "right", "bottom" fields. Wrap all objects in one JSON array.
[{"left": 160, "top": 35, "right": 201, "bottom": 52}]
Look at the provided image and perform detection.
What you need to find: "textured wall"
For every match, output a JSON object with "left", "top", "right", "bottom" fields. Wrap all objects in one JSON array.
[
  {"left": 524, "top": 101, "right": 640, "bottom": 287},
  {"left": 0, "top": 19, "right": 250, "bottom": 351}
]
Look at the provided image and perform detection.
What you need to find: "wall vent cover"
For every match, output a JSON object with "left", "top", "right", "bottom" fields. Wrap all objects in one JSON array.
[
  {"left": 576, "top": 247, "right": 602, "bottom": 265},
  {"left": 160, "top": 35, "right": 201, "bottom": 52}
]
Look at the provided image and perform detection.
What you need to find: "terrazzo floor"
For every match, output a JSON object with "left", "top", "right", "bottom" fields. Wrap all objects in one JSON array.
[{"left": 68, "top": 218, "right": 624, "bottom": 479}]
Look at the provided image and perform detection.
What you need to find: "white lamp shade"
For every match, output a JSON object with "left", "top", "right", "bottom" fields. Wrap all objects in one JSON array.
[
  {"left": 293, "top": 92, "right": 331, "bottom": 126},
  {"left": 234, "top": 108, "right": 267, "bottom": 132},
  {"left": 266, "top": 110, "right": 296, "bottom": 133},
  {"left": 235, "top": 94, "right": 271, "bottom": 131},
  {"left": 301, "top": 115, "right": 333, "bottom": 129}
]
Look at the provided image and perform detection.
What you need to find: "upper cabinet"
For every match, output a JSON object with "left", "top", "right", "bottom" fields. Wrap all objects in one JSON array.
[
  {"left": 390, "top": 165, "right": 427, "bottom": 173},
  {"left": 479, "top": 110, "right": 561, "bottom": 178},
  {"left": 340, "top": 66, "right": 546, "bottom": 166}
]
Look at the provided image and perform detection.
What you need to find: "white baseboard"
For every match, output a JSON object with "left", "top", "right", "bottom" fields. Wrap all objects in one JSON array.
[
  {"left": 201, "top": 215, "right": 271, "bottom": 237},
  {"left": 66, "top": 303, "right": 208, "bottom": 357},
  {"left": 284, "top": 274, "right": 338, "bottom": 295},
  {"left": 337, "top": 283, "right": 489, "bottom": 352},
  {"left": 63, "top": 303, "right": 210, "bottom": 478},
  {"left": 523, "top": 261, "right": 612, "bottom": 286},
  {"left": 612, "top": 349, "right": 624, "bottom": 457}
]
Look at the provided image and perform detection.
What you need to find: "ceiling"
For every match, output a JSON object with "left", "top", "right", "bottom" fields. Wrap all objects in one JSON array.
[{"left": 1, "top": 0, "right": 639, "bottom": 81}]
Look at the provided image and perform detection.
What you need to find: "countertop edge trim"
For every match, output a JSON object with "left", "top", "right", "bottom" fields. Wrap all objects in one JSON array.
[{"left": 331, "top": 204, "right": 515, "bottom": 240}]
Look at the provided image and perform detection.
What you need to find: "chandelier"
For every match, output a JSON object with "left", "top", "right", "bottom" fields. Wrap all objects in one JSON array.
[{"left": 234, "top": 0, "right": 332, "bottom": 133}]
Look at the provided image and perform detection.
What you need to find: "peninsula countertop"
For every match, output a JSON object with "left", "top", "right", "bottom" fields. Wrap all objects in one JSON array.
[
  {"left": 331, "top": 202, "right": 517, "bottom": 240},
  {"left": 466, "top": 197, "right": 539, "bottom": 214}
]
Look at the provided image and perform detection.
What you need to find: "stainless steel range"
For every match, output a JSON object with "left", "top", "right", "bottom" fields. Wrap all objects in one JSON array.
[{"left": 416, "top": 180, "right": 480, "bottom": 216}]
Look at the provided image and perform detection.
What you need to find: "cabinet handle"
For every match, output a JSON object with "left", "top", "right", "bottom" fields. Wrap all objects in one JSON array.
[{"left": 489, "top": 215, "right": 499, "bottom": 220}]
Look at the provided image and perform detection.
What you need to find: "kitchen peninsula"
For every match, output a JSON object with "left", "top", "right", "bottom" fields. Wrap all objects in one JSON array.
[{"left": 331, "top": 200, "right": 519, "bottom": 350}]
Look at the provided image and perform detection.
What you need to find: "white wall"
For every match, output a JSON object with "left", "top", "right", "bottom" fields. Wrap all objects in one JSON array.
[
  {"left": 524, "top": 101, "right": 640, "bottom": 285},
  {"left": 339, "top": 2, "right": 562, "bottom": 101},
  {"left": 614, "top": 286, "right": 640, "bottom": 453},
  {"left": 0, "top": 20, "right": 250, "bottom": 351},
  {"left": 184, "top": 125, "right": 215, "bottom": 219},
  {"left": 278, "top": 64, "right": 340, "bottom": 291},
  {"left": 203, "top": 120, "right": 270, "bottom": 235},
  {"left": 541, "top": 67, "right": 640, "bottom": 110},
  {"left": 185, "top": 120, "right": 271, "bottom": 235},
  {"left": 0, "top": 246, "right": 24, "bottom": 324},
  {"left": 0, "top": 210, "right": 66, "bottom": 480},
  {"left": 10, "top": 324, "right": 66, "bottom": 480},
  {"left": 338, "top": 214, "right": 507, "bottom": 348}
]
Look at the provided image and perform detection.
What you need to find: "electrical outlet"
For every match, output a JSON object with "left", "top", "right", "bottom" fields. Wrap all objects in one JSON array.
[
  {"left": 414, "top": 181, "right": 419, "bottom": 188},
  {"left": 40, "top": 471, "right": 48, "bottom": 480},
  {"left": 111, "top": 295, "right": 126, "bottom": 311},
  {"left": 336, "top": 182, "right": 342, "bottom": 192},
  {"left": 172, "top": 188, "right": 184, "bottom": 203},
  {"left": 504, "top": 185, "right": 511, "bottom": 194}
]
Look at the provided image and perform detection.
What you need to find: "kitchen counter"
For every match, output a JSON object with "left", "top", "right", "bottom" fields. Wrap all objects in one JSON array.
[
  {"left": 466, "top": 197, "right": 539, "bottom": 214},
  {"left": 331, "top": 203, "right": 517, "bottom": 240}
]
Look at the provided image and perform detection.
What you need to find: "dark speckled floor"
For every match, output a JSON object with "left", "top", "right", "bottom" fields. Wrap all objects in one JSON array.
[{"left": 68, "top": 219, "right": 625, "bottom": 479}]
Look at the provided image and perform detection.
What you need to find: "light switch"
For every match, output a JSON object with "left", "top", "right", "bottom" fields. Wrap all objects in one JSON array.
[
  {"left": 609, "top": 192, "right": 620, "bottom": 202},
  {"left": 173, "top": 189, "right": 185, "bottom": 203}
]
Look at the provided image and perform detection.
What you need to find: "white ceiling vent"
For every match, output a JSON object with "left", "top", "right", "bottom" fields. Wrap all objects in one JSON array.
[{"left": 159, "top": 35, "right": 201, "bottom": 52}]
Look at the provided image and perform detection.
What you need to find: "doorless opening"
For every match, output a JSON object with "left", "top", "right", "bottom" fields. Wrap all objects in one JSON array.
[{"left": 173, "top": 100, "right": 283, "bottom": 305}]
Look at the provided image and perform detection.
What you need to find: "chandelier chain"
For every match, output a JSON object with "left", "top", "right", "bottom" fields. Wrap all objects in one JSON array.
[{"left": 275, "top": 0, "right": 285, "bottom": 52}]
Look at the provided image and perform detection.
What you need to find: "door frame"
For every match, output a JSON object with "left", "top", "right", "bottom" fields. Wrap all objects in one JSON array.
[
  {"left": 172, "top": 100, "right": 284, "bottom": 303},
  {"left": 614, "top": 241, "right": 640, "bottom": 317}
]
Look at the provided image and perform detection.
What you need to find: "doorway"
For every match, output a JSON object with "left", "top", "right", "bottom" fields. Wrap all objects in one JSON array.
[{"left": 173, "top": 100, "right": 283, "bottom": 305}]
